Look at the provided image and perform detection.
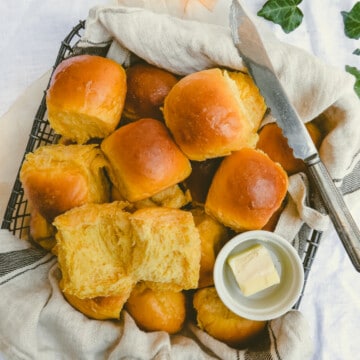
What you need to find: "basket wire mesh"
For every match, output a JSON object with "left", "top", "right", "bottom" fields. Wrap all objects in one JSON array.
[
  {"left": 1, "top": 21, "right": 86, "bottom": 238},
  {"left": 1, "top": 20, "right": 322, "bottom": 308}
]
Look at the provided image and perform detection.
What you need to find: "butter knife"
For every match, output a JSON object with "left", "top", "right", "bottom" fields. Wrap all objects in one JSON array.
[{"left": 230, "top": 0, "right": 360, "bottom": 272}]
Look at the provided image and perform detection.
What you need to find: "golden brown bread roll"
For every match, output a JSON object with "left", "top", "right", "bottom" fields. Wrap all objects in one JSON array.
[
  {"left": 46, "top": 54, "right": 126, "bottom": 144},
  {"left": 163, "top": 68, "right": 266, "bottom": 160},
  {"left": 205, "top": 148, "right": 288, "bottom": 232},
  {"left": 101, "top": 118, "right": 192, "bottom": 202},
  {"left": 130, "top": 207, "right": 201, "bottom": 291},
  {"left": 20, "top": 144, "right": 110, "bottom": 223},
  {"left": 54, "top": 201, "right": 136, "bottom": 299},
  {"left": 191, "top": 207, "right": 229, "bottom": 288},
  {"left": 125, "top": 282, "right": 186, "bottom": 334},
  {"left": 256, "top": 122, "right": 322, "bottom": 175},
  {"left": 193, "top": 287, "right": 266, "bottom": 348},
  {"left": 63, "top": 292, "right": 131, "bottom": 320},
  {"left": 123, "top": 62, "right": 178, "bottom": 121}
]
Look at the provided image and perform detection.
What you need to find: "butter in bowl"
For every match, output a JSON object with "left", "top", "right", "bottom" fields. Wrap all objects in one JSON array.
[{"left": 214, "top": 230, "right": 304, "bottom": 321}]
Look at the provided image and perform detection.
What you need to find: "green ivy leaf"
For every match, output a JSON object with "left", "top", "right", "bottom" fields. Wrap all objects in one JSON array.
[
  {"left": 341, "top": 2, "right": 360, "bottom": 39},
  {"left": 354, "top": 48, "right": 360, "bottom": 55},
  {"left": 257, "top": 0, "right": 303, "bottom": 34},
  {"left": 346, "top": 65, "right": 360, "bottom": 98}
]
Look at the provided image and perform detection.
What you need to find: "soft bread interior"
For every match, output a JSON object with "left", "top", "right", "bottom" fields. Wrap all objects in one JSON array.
[
  {"left": 55, "top": 201, "right": 135, "bottom": 299},
  {"left": 224, "top": 70, "right": 267, "bottom": 133},
  {"left": 54, "top": 203, "right": 201, "bottom": 299},
  {"left": 130, "top": 207, "right": 201, "bottom": 291},
  {"left": 48, "top": 110, "right": 118, "bottom": 145}
]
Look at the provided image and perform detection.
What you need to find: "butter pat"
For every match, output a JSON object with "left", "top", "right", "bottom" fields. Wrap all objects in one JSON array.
[{"left": 227, "top": 243, "right": 280, "bottom": 297}]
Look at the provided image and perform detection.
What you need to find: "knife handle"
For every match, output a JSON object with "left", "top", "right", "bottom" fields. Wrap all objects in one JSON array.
[{"left": 306, "top": 158, "right": 360, "bottom": 272}]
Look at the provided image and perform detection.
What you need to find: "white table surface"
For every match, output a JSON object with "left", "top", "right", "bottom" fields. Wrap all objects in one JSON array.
[{"left": 1, "top": 1, "right": 359, "bottom": 359}]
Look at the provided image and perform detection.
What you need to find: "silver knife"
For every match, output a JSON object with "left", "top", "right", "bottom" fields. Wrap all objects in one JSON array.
[{"left": 230, "top": 0, "right": 360, "bottom": 272}]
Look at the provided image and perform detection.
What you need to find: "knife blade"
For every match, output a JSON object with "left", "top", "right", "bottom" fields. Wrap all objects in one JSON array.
[{"left": 230, "top": 0, "right": 360, "bottom": 272}]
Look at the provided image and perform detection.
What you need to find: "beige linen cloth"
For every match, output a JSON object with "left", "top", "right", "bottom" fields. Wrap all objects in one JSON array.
[{"left": 1, "top": 1, "right": 360, "bottom": 359}]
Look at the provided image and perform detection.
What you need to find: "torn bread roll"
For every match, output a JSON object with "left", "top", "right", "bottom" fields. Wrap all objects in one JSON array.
[
  {"left": 101, "top": 118, "right": 192, "bottom": 202},
  {"left": 54, "top": 201, "right": 135, "bottom": 299},
  {"left": 163, "top": 68, "right": 266, "bottom": 160},
  {"left": 129, "top": 207, "right": 201, "bottom": 291},
  {"left": 46, "top": 54, "right": 126, "bottom": 144},
  {"left": 54, "top": 203, "right": 201, "bottom": 301},
  {"left": 205, "top": 148, "right": 288, "bottom": 232}
]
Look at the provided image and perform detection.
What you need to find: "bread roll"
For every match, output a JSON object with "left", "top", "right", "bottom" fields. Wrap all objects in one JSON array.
[
  {"left": 131, "top": 185, "right": 192, "bottom": 210},
  {"left": 63, "top": 292, "right": 131, "bottom": 320},
  {"left": 191, "top": 207, "right": 229, "bottom": 288},
  {"left": 130, "top": 207, "right": 201, "bottom": 291},
  {"left": 111, "top": 183, "right": 191, "bottom": 210},
  {"left": 54, "top": 201, "right": 136, "bottom": 299},
  {"left": 125, "top": 282, "right": 186, "bottom": 334},
  {"left": 123, "top": 62, "right": 178, "bottom": 121},
  {"left": 20, "top": 144, "right": 110, "bottom": 223},
  {"left": 193, "top": 287, "right": 266, "bottom": 348},
  {"left": 205, "top": 148, "right": 288, "bottom": 232},
  {"left": 163, "top": 68, "right": 266, "bottom": 160},
  {"left": 183, "top": 158, "right": 222, "bottom": 204},
  {"left": 256, "top": 122, "right": 322, "bottom": 175},
  {"left": 29, "top": 208, "right": 56, "bottom": 251},
  {"left": 46, "top": 54, "right": 126, "bottom": 144},
  {"left": 101, "top": 118, "right": 192, "bottom": 202}
]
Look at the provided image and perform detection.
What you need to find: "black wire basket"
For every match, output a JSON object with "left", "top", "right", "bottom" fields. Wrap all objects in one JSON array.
[{"left": 0, "top": 20, "right": 322, "bottom": 308}]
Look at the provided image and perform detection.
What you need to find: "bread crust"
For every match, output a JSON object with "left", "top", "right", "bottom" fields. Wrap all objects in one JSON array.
[
  {"left": 130, "top": 207, "right": 201, "bottom": 290},
  {"left": 46, "top": 55, "right": 126, "bottom": 144},
  {"left": 205, "top": 148, "right": 288, "bottom": 231},
  {"left": 124, "top": 62, "right": 178, "bottom": 121},
  {"left": 125, "top": 282, "right": 186, "bottom": 334},
  {"left": 20, "top": 144, "right": 110, "bottom": 222},
  {"left": 63, "top": 292, "right": 131, "bottom": 320},
  {"left": 164, "top": 68, "right": 265, "bottom": 160},
  {"left": 257, "top": 122, "right": 322, "bottom": 175},
  {"left": 101, "top": 118, "right": 191, "bottom": 202},
  {"left": 193, "top": 287, "right": 266, "bottom": 348}
]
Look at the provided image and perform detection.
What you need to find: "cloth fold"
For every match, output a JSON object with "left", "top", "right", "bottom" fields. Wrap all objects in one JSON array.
[
  {"left": 0, "top": 230, "right": 313, "bottom": 360},
  {"left": 1, "top": 0, "right": 360, "bottom": 359}
]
